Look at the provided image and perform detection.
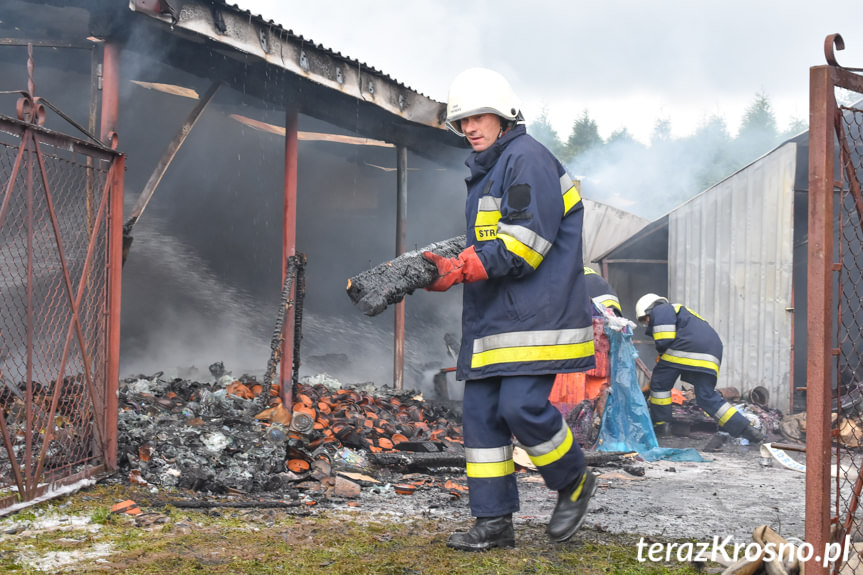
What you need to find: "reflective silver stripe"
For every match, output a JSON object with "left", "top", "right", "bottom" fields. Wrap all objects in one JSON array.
[
  {"left": 478, "top": 196, "right": 502, "bottom": 211},
  {"left": 560, "top": 173, "right": 574, "bottom": 195},
  {"left": 664, "top": 349, "right": 721, "bottom": 366},
  {"left": 464, "top": 445, "right": 513, "bottom": 463},
  {"left": 496, "top": 222, "right": 552, "bottom": 257},
  {"left": 650, "top": 390, "right": 672, "bottom": 399},
  {"left": 522, "top": 417, "right": 568, "bottom": 457},
  {"left": 472, "top": 327, "right": 594, "bottom": 354},
  {"left": 713, "top": 402, "right": 732, "bottom": 420},
  {"left": 652, "top": 324, "right": 676, "bottom": 334}
]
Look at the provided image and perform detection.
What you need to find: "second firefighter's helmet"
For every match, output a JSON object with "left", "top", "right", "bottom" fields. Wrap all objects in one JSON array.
[{"left": 635, "top": 293, "right": 668, "bottom": 321}]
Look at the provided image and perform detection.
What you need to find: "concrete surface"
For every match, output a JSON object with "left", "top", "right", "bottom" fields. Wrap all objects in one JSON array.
[{"left": 338, "top": 431, "right": 807, "bottom": 547}]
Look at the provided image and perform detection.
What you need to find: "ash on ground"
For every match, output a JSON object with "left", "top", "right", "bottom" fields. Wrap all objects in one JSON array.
[
  {"left": 114, "top": 368, "right": 466, "bottom": 502},
  {"left": 111, "top": 366, "right": 808, "bottom": 544}
]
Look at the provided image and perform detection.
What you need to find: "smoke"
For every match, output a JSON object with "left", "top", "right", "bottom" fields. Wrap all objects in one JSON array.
[
  {"left": 113, "top": 66, "right": 469, "bottom": 388},
  {"left": 0, "top": 40, "right": 488, "bottom": 392},
  {"left": 119, "top": 223, "right": 271, "bottom": 378},
  {"left": 566, "top": 125, "right": 783, "bottom": 220}
]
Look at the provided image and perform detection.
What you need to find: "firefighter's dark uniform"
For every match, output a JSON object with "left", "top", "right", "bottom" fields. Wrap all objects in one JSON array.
[
  {"left": 645, "top": 302, "right": 750, "bottom": 436},
  {"left": 457, "top": 124, "right": 595, "bottom": 517},
  {"left": 584, "top": 267, "right": 622, "bottom": 316}
]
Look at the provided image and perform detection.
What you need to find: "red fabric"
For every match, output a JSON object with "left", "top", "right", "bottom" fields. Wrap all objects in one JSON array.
[
  {"left": 550, "top": 315, "right": 611, "bottom": 414},
  {"left": 423, "top": 245, "right": 488, "bottom": 292},
  {"left": 550, "top": 372, "right": 609, "bottom": 418},
  {"left": 586, "top": 317, "right": 609, "bottom": 377},
  {"left": 588, "top": 349, "right": 609, "bottom": 378}
]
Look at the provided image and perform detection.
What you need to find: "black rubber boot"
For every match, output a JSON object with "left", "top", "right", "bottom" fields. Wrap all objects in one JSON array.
[
  {"left": 740, "top": 424, "right": 765, "bottom": 443},
  {"left": 446, "top": 514, "right": 515, "bottom": 551},
  {"left": 654, "top": 422, "right": 671, "bottom": 437},
  {"left": 547, "top": 469, "right": 597, "bottom": 542},
  {"left": 703, "top": 432, "right": 729, "bottom": 452}
]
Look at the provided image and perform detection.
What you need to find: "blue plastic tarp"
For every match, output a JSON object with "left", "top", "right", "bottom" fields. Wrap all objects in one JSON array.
[{"left": 595, "top": 321, "right": 705, "bottom": 463}]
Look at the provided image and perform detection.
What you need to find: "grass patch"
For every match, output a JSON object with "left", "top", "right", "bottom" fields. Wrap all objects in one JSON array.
[{"left": 0, "top": 485, "right": 705, "bottom": 574}]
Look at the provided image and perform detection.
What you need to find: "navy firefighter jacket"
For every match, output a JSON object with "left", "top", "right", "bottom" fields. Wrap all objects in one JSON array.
[
  {"left": 645, "top": 302, "right": 723, "bottom": 376},
  {"left": 584, "top": 267, "right": 622, "bottom": 315},
  {"left": 456, "top": 124, "right": 595, "bottom": 381}
]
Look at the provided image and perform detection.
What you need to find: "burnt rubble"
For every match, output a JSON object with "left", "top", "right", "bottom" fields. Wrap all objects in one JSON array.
[{"left": 115, "top": 369, "right": 465, "bottom": 498}]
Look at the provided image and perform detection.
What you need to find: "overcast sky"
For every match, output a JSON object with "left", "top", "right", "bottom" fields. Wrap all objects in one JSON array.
[{"left": 234, "top": 1, "right": 863, "bottom": 144}]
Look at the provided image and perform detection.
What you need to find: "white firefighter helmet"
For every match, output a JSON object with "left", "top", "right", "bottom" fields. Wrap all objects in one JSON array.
[
  {"left": 445, "top": 67, "right": 523, "bottom": 136},
  {"left": 635, "top": 293, "right": 668, "bottom": 321}
]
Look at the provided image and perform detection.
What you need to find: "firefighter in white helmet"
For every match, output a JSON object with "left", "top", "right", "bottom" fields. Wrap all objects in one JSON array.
[
  {"left": 423, "top": 67, "right": 597, "bottom": 551},
  {"left": 635, "top": 293, "right": 764, "bottom": 445}
]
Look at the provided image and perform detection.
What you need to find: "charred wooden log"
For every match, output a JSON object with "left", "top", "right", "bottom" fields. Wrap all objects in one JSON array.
[
  {"left": 370, "top": 448, "right": 636, "bottom": 471},
  {"left": 370, "top": 449, "right": 465, "bottom": 471},
  {"left": 346, "top": 235, "right": 466, "bottom": 316}
]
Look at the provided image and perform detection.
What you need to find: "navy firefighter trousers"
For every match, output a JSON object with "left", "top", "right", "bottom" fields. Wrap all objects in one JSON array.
[
  {"left": 462, "top": 373, "right": 585, "bottom": 517},
  {"left": 649, "top": 363, "right": 750, "bottom": 436}
]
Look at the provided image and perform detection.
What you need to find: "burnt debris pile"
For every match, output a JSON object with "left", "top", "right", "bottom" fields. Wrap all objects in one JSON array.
[{"left": 116, "top": 368, "right": 464, "bottom": 497}]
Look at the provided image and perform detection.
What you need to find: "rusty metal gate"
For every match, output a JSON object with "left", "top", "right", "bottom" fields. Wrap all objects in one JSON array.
[
  {"left": 0, "top": 96, "right": 124, "bottom": 514},
  {"left": 808, "top": 34, "right": 863, "bottom": 575}
]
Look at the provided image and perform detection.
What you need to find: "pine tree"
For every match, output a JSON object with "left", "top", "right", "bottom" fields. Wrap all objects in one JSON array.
[
  {"left": 563, "top": 110, "right": 603, "bottom": 162},
  {"left": 734, "top": 92, "right": 780, "bottom": 164},
  {"left": 528, "top": 107, "right": 564, "bottom": 157}
]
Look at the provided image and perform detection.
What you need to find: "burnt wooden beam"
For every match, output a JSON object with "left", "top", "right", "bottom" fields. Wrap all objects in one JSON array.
[
  {"left": 370, "top": 448, "right": 636, "bottom": 472},
  {"left": 346, "top": 235, "right": 465, "bottom": 317}
]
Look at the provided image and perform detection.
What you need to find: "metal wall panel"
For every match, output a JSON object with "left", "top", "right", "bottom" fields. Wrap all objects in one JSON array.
[{"left": 669, "top": 142, "right": 797, "bottom": 411}]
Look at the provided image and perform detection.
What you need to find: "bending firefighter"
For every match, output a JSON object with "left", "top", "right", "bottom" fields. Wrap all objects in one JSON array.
[
  {"left": 635, "top": 293, "right": 764, "bottom": 443},
  {"left": 423, "top": 67, "right": 597, "bottom": 551}
]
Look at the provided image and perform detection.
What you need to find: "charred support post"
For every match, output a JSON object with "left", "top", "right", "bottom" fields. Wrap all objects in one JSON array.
[
  {"left": 280, "top": 109, "right": 299, "bottom": 408},
  {"left": 393, "top": 146, "right": 407, "bottom": 390},
  {"left": 806, "top": 63, "right": 835, "bottom": 575}
]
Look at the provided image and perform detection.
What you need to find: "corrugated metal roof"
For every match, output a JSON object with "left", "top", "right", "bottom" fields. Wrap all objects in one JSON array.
[
  {"left": 581, "top": 198, "right": 649, "bottom": 264},
  {"left": 594, "top": 215, "right": 668, "bottom": 263},
  {"left": 127, "top": 0, "right": 448, "bottom": 132},
  {"left": 213, "top": 1, "right": 435, "bottom": 100}
]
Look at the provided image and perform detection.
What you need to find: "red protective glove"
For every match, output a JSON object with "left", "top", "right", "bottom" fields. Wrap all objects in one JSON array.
[{"left": 422, "top": 245, "right": 489, "bottom": 292}]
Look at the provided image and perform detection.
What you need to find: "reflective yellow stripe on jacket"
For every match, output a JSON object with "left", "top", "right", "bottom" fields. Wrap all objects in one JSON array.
[
  {"left": 652, "top": 323, "right": 677, "bottom": 341},
  {"left": 673, "top": 303, "right": 706, "bottom": 321},
  {"left": 471, "top": 327, "right": 595, "bottom": 369},
  {"left": 660, "top": 349, "right": 721, "bottom": 375},
  {"left": 497, "top": 223, "right": 552, "bottom": 269},
  {"left": 465, "top": 445, "right": 515, "bottom": 478},
  {"left": 594, "top": 294, "right": 622, "bottom": 312},
  {"left": 475, "top": 196, "right": 501, "bottom": 242},
  {"left": 561, "top": 174, "right": 582, "bottom": 215},
  {"left": 522, "top": 418, "right": 573, "bottom": 468}
]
